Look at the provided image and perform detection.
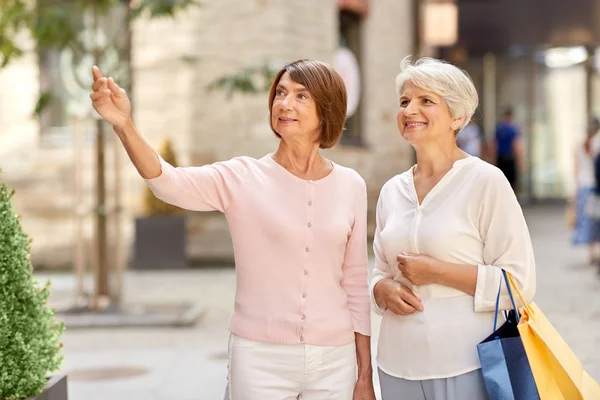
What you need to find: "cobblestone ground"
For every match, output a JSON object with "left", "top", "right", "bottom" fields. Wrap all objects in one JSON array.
[{"left": 38, "top": 204, "right": 600, "bottom": 399}]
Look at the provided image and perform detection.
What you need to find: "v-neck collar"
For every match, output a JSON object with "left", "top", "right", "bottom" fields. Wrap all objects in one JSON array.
[{"left": 407, "top": 157, "right": 477, "bottom": 208}]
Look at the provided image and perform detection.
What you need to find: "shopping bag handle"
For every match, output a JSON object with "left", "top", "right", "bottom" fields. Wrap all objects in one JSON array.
[
  {"left": 505, "top": 272, "right": 535, "bottom": 316},
  {"left": 493, "top": 270, "right": 521, "bottom": 331}
]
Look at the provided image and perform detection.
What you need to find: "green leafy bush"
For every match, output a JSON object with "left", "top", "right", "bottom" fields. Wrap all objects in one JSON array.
[{"left": 0, "top": 181, "right": 64, "bottom": 400}]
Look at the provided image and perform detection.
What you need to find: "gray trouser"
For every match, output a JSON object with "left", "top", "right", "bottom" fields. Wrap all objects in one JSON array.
[{"left": 378, "top": 368, "right": 488, "bottom": 400}]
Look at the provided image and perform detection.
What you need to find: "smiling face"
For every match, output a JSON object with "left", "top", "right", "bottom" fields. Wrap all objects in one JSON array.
[
  {"left": 271, "top": 72, "right": 320, "bottom": 143},
  {"left": 397, "top": 80, "right": 464, "bottom": 145}
]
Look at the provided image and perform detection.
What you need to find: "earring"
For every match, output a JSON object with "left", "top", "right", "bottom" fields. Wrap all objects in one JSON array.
[{"left": 452, "top": 125, "right": 457, "bottom": 130}]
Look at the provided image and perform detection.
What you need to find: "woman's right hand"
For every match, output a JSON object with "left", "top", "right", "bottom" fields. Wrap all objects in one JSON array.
[
  {"left": 374, "top": 279, "right": 424, "bottom": 315},
  {"left": 90, "top": 66, "right": 132, "bottom": 130}
]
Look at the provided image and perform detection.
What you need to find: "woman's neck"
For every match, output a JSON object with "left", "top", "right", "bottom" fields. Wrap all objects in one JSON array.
[
  {"left": 273, "top": 140, "right": 331, "bottom": 180},
  {"left": 413, "top": 143, "right": 467, "bottom": 178}
]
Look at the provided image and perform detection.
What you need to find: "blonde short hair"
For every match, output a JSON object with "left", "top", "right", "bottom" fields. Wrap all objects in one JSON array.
[{"left": 395, "top": 56, "right": 478, "bottom": 131}]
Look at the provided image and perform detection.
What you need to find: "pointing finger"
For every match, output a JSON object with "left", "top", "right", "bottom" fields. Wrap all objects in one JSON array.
[{"left": 92, "top": 66, "right": 103, "bottom": 81}]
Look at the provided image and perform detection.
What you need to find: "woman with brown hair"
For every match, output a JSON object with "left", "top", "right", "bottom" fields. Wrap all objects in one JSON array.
[{"left": 90, "top": 59, "right": 375, "bottom": 400}]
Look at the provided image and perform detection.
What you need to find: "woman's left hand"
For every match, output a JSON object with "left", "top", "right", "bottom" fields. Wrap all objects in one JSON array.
[
  {"left": 397, "top": 252, "right": 440, "bottom": 286},
  {"left": 353, "top": 376, "right": 376, "bottom": 400}
]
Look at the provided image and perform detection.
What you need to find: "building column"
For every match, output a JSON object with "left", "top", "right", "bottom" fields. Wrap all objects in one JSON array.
[{"left": 585, "top": 45, "right": 596, "bottom": 118}]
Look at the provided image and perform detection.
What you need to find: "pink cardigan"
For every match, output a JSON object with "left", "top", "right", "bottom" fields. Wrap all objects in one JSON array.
[{"left": 145, "top": 153, "right": 371, "bottom": 345}]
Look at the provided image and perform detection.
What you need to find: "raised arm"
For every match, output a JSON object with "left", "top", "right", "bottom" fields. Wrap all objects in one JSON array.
[
  {"left": 90, "top": 66, "right": 247, "bottom": 212},
  {"left": 90, "top": 66, "right": 161, "bottom": 179}
]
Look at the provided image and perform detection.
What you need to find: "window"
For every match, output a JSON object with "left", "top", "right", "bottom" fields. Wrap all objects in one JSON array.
[
  {"left": 38, "top": 5, "right": 129, "bottom": 145},
  {"left": 338, "top": 10, "right": 363, "bottom": 146},
  {"left": 39, "top": 49, "right": 69, "bottom": 133}
]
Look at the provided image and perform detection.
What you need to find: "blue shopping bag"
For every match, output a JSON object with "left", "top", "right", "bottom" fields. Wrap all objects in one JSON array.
[{"left": 477, "top": 271, "right": 540, "bottom": 400}]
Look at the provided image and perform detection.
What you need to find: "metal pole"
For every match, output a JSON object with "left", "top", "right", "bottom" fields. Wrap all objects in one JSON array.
[
  {"left": 112, "top": 0, "right": 133, "bottom": 307},
  {"left": 92, "top": 2, "right": 110, "bottom": 309},
  {"left": 483, "top": 52, "right": 497, "bottom": 162},
  {"left": 112, "top": 129, "right": 125, "bottom": 306},
  {"left": 72, "top": 117, "right": 87, "bottom": 304},
  {"left": 94, "top": 118, "right": 110, "bottom": 306}
]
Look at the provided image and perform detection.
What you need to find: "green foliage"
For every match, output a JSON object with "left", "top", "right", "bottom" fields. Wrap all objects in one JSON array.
[
  {"left": 133, "top": 0, "right": 201, "bottom": 19},
  {"left": 1, "top": 0, "right": 200, "bottom": 118},
  {"left": 207, "top": 61, "right": 279, "bottom": 98},
  {"left": 143, "top": 139, "right": 185, "bottom": 216},
  {"left": 0, "top": 0, "right": 28, "bottom": 68},
  {"left": 0, "top": 182, "right": 64, "bottom": 400},
  {"left": 33, "top": 1, "right": 86, "bottom": 51},
  {"left": 1, "top": 0, "right": 99, "bottom": 67},
  {"left": 33, "top": 91, "right": 53, "bottom": 120},
  {"left": 0, "top": 0, "right": 200, "bottom": 68}
]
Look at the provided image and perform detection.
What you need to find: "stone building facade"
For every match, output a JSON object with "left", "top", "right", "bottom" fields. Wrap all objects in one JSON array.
[{"left": 0, "top": 0, "right": 415, "bottom": 268}]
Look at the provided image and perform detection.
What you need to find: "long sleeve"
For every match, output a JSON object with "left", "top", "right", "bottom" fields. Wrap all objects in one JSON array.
[
  {"left": 369, "top": 189, "right": 393, "bottom": 316},
  {"left": 144, "top": 153, "right": 249, "bottom": 213},
  {"left": 474, "top": 168, "right": 536, "bottom": 312},
  {"left": 371, "top": 159, "right": 538, "bottom": 379},
  {"left": 340, "top": 177, "right": 371, "bottom": 336}
]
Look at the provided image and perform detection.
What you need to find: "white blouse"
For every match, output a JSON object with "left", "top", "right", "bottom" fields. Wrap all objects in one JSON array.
[{"left": 370, "top": 157, "right": 536, "bottom": 380}]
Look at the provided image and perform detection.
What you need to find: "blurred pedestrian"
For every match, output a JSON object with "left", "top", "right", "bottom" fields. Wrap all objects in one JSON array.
[
  {"left": 90, "top": 60, "right": 375, "bottom": 400},
  {"left": 491, "top": 106, "right": 524, "bottom": 191},
  {"left": 569, "top": 117, "right": 600, "bottom": 264},
  {"left": 370, "top": 57, "right": 536, "bottom": 400},
  {"left": 456, "top": 119, "right": 482, "bottom": 158}
]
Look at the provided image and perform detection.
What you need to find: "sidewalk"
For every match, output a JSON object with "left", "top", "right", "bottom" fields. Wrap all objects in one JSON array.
[{"left": 38, "top": 204, "right": 600, "bottom": 399}]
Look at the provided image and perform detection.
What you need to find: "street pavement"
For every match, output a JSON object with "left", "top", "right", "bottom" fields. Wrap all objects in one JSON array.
[{"left": 37, "top": 204, "right": 600, "bottom": 400}]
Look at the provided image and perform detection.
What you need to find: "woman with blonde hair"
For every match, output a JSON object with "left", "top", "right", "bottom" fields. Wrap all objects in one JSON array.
[
  {"left": 370, "top": 57, "right": 536, "bottom": 399},
  {"left": 90, "top": 59, "right": 375, "bottom": 400}
]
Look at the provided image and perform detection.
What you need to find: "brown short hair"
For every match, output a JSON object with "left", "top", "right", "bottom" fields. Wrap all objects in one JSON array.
[{"left": 268, "top": 59, "right": 347, "bottom": 149}]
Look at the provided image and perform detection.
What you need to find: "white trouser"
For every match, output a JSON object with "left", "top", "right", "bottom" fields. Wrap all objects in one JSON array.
[{"left": 224, "top": 334, "right": 357, "bottom": 400}]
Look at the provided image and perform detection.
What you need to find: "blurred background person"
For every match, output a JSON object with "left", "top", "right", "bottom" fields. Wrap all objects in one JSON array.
[
  {"left": 570, "top": 117, "right": 600, "bottom": 265},
  {"left": 456, "top": 119, "right": 483, "bottom": 158},
  {"left": 491, "top": 107, "right": 524, "bottom": 191}
]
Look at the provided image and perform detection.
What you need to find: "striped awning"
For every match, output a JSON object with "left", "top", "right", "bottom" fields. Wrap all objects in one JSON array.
[{"left": 337, "top": 0, "right": 369, "bottom": 15}]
